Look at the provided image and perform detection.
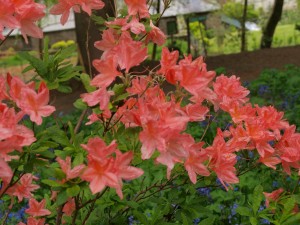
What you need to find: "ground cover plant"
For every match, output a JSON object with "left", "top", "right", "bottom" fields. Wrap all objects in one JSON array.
[{"left": 0, "top": 0, "right": 300, "bottom": 225}]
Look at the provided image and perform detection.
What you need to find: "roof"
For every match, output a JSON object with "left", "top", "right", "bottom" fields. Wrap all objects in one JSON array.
[{"left": 161, "top": 0, "right": 219, "bottom": 17}]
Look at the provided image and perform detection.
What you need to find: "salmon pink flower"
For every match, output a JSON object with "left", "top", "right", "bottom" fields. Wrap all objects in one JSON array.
[
  {"left": 121, "top": 16, "right": 145, "bottom": 35},
  {"left": 116, "top": 32, "right": 148, "bottom": 72},
  {"left": 157, "top": 47, "right": 179, "bottom": 78},
  {"left": 146, "top": 20, "right": 166, "bottom": 46},
  {"left": 185, "top": 142, "right": 210, "bottom": 184},
  {"left": 213, "top": 75, "right": 249, "bottom": 109},
  {"left": 50, "top": 0, "right": 105, "bottom": 25},
  {"left": 7, "top": 174, "right": 39, "bottom": 202},
  {"left": 81, "top": 87, "right": 114, "bottom": 111},
  {"left": 56, "top": 157, "right": 85, "bottom": 180},
  {"left": 91, "top": 57, "right": 121, "bottom": 88},
  {"left": 124, "top": 0, "right": 150, "bottom": 18},
  {"left": 18, "top": 217, "right": 46, "bottom": 225},
  {"left": 19, "top": 82, "right": 56, "bottom": 125},
  {"left": 81, "top": 138, "right": 143, "bottom": 198},
  {"left": 0, "top": 158, "right": 13, "bottom": 189},
  {"left": 15, "top": 2, "right": 45, "bottom": 43},
  {"left": 0, "top": 0, "right": 20, "bottom": 39},
  {"left": 25, "top": 198, "right": 51, "bottom": 217},
  {"left": 62, "top": 198, "right": 75, "bottom": 216},
  {"left": 263, "top": 188, "right": 284, "bottom": 207}
]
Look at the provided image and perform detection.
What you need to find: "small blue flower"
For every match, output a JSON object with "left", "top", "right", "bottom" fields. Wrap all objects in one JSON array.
[
  {"left": 248, "top": 151, "right": 254, "bottom": 158},
  {"left": 260, "top": 219, "right": 270, "bottom": 224},
  {"left": 231, "top": 202, "right": 238, "bottom": 216},
  {"left": 196, "top": 187, "right": 211, "bottom": 197},
  {"left": 258, "top": 85, "right": 269, "bottom": 96},
  {"left": 272, "top": 181, "right": 279, "bottom": 188},
  {"left": 193, "top": 218, "right": 201, "bottom": 225}
]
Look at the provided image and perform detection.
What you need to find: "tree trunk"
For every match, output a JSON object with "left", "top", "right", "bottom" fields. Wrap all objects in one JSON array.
[
  {"left": 241, "top": 0, "right": 248, "bottom": 52},
  {"left": 260, "top": 0, "right": 284, "bottom": 49},
  {"left": 74, "top": 0, "right": 115, "bottom": 76},
  {"left": 151, "top": 0, "right": 161, "bottom": 61}
]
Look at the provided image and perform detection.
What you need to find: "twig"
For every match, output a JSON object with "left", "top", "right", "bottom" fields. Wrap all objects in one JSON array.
[
  {"left": 74, "top": 109, "right": 88, "bottom": 135},
  {"left": 86, "top": 18, "right": 93, "bottom": 77},
  {"left": 0, "top": 30, "right": 14, "bottom": 47}
]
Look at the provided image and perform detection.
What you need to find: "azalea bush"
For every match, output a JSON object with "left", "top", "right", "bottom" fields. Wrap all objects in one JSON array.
[{"left": 0, "top": 0, "right": 300, "bottom": 224}]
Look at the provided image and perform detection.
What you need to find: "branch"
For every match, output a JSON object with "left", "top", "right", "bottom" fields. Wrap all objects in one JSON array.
[{"left": 0, "top": 30, "right": 14, "bottom": 47}]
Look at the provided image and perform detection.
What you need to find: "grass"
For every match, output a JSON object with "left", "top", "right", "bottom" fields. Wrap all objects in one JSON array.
[{"left": 0, "top": 54, "right": 27, "bottom": 67}]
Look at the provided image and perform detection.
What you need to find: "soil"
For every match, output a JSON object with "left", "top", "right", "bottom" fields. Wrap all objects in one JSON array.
[
  {"left": 205, "top": 45, "right": 300, "bottom": 82},
  {"left": 1, "top": 45, "right": 300, "bottom": 114}
]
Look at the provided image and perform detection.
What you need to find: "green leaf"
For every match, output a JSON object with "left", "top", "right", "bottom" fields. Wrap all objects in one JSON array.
[
  {"left": 42, "top": 179, "right": 63, "bottom": 187},
  {"left": 124, "top": 201, "right": 139, "bottom": 209},
  {"left": 80, "top": 73, "right": 96, "bottom": 92},
  {"left": 250, "top": 217, "right": 258, "bottom": 225},
  {"left": 199, "top": 216, "right": 215, "bottom": 225},
  {"left": 252, "top": 185, "right": 263, "bottom": 214},
  {"left": 112, "top": 84, "right": 126, "bottom": 96},
  {"left": 56, "top": 190, "right": 69, "bottom": 205},
  {"left": 57, "top": 84, "right": 72, "bottom": 93},
  {"left": 181, "top": 212, "right": 189, "bottom": 225},
  {"left": 19, "top": 51, "right": 48, "bottom": 78},
  {"left": 282, "top": 213, "right": 300, "bottom": 225},
  {"left": 236, "top": 206, "right": 252, "bottom": 217},
  {"left": 73, "top": 98, "right": 87, "bottom": 110},
  {"left": 46, "top": 126, "right": 71, "bottom": 147},
  {"left": 132, "top": 211, "right": 148, "bottom": 225},
  {"left": 66, "top": 185, "right": 80, "bottom": 197},
  {"left": 73, "top": 153, "right": 84, "bottom": 166}
]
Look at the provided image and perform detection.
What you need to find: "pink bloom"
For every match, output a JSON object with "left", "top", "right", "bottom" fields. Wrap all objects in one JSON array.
[
  {"left": 80, "top": 0, "right": 105, "bottom": 16},
  {"left": 94, "top": 28, "right": 118, "bottom": 52},
  {"left": 50, "top": 0, "right": 105, "bottom": 25},
  {"left": 113, "top": 150, "right": 144, "bottom": 198},
  {"left": 81, "top": 87, "right": 114, "bottom": 111},
  {"left": 62, "top": 198, "right": 75, "bottom": 216},
  {"left": 157, "top": 47, "right": 179, "bottom": 78},
  {"left": 126, "top": 76, "right": 150, "bottom": 96},
  {"left": 205, "top": 129, "right": 239, "bottom": 188},
  {"left": 19, "top": 82, "right": 56, "bottom": 125},
  {"left": 7, "top": 174, "right": 39, "bottom": 202},
  {"left": 14, "top": 2, "right": 45, "bottom": 43},
  {"left": 56, "top": 157, "right": 85, "bottom": 180},
  {"left": 81, "top": 138, "right": 143, "bottom": 198},
  {"left": 263, "top": 188, "right": 284, "bottom": 207},
  {"left": 0, "top": 0, "right": 20, "bottom": 39},
  {"left": 115, "top": 32, "right": 148, "bottom": 72},
  {"left": 185, "top": 142, "right": 210, "bottom": 183},
  {"left": 146, "top": 20, "right": 166, "bottom": 46},
  {"left": 91, "top": 57, "right": 121, "bottom": 88},
  {"left": 25, "top": 198, "right": 51, "bottom": 217},
  {"left": 0, "top": 158, "right": 13, "bottom": 189},
  {"left": 124, "top": 0, "right": 150, "bottom": 18},
  {"left": 139, "top": 120, "right": 168, "bottom": 159},
  {"left": 183, "top": 103, "right": 209, "bottom": 122},
  {"left": 122, "top": 16, "right": 145, "bottom": 35},
  {"left": 213, "top": 75, "right": 249, "bottom": 109},
  {"left": 50, "top": 0, "right": 78, "bottom": 25},
  {"left": 81, "top": 138, "right": 119, "bottom": 194},
  {"left": 18, "top": 217, "right": 46, "bottom": 225}
]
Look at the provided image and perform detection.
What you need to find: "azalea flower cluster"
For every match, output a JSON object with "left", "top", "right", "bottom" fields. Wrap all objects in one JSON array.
[
  {"left": 0, "top": 0, "right": 300, "bottom": 224},
  {"left": 50, "top": 0, "right": 105, "bottom": 25},
  {"left": 81, "top": 137, "right": 144, "bottom": 198},
  {"left": 76, "top": 0, "right": 300, "bottom": 189},
  {"left": 0, "top": 0, "right": 45, "bottom": 42},
  {"left": 0, "top": 75, "right": 55, "bottom": 223}
]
